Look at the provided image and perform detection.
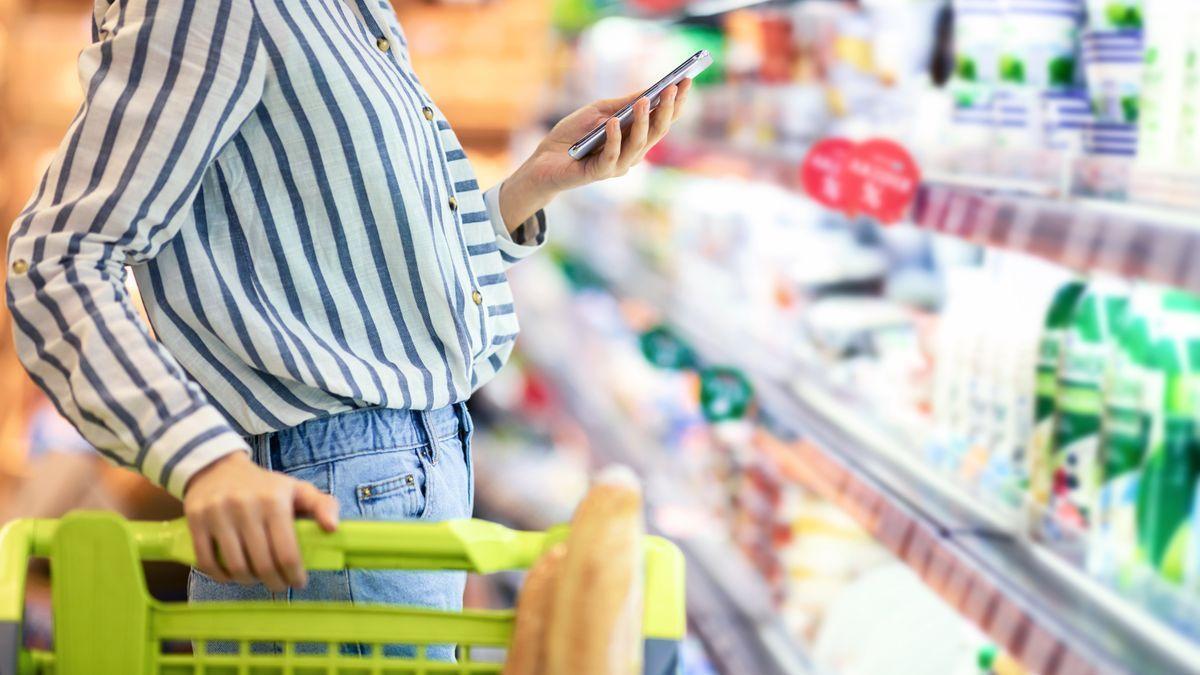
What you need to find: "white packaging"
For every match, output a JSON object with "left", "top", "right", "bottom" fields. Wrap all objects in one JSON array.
[
  {"left": 1136, "top": 0, "right": 1189, "bottom": 169},
  {"left": 955, "top": 0, "right": 1006, "bottom": 84},
  {"left": 1177, "top": 7, "right": 1200, "bottom": 170},
  {"left": 999, "top": 0, "right": 1085, "bottom": 89}
]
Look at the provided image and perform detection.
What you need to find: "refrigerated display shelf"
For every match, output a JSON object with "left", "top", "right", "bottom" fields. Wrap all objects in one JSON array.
[
  {"left": 480, "top": 324, "right": 821, "bottom": 675},
  {"left": 651, "top": 137, "right": 1200, "bottom": 296},
  {"left": 912, "top": 184, "right": 1200, "bottom": 296},
  {"left": 557, "top": 252, "right": 1200, "bottom": 675}
]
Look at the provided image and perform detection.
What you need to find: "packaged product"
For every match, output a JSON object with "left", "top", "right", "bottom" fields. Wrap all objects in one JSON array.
[
  {"left": 1081, "top": 29, "right": 1144, "bottom": 124},
  {"left": 928, "top": 275, "right": 968, "bottom": 472},
  {"left": 929, "top": 269, "right": 989, "bottom": 474},
  {"left": 1185, "top": 476, "right": 1200, "bottom": 593},
  {"left": 1136, "top": 294, "right": 1200, "bottom": 583},
  {"left": 950, "top": 91, "right": 999, "bottom": 151},
  {"left": 1029, "top": 280, "right": 1087, "bottom": 512},
  {"left": 1090, "top": 286, "right": 1160, "bottom": 581},
  {"left": 1049, "top": 276, "right": 1129, "bottom": 532},
  {"left": 1086, "top": 0, "right": 1143, "bottom": 30},
  {"left": 960, "top": 285, "right": 1003, "bottom": 488},
  {"left": 954, "top": 0, "right": 1005, "bottom": 84},
  {"left": 1178, "top": 8, "right": 1200, "bottom": 170},
  {"left": 977, "top": 282, "right": 1050, "bottom": 508},
  {"left": 998, "top": 0, "right": 1085, "bottom": 89},
  {"left": 1136, "top": 0, "right": 1189, "bottom": 168},
  {"left": 1083, "top": 120, "right": 1140, "bottom": 157},
  {"left": 1042, "top": 90, "right": 1092, "bottom": 152},
  {"left": 992, "top": 88, "right": 1043, "bottom": 152}
]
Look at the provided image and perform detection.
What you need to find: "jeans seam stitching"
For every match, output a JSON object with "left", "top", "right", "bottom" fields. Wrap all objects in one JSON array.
[{"left": 272, "top": 435, "right": 458, "bottom": 472}]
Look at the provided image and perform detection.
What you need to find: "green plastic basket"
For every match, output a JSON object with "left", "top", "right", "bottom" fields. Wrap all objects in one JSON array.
[{"left": 0, "top": 511, "right": 686, "bottom": 675}]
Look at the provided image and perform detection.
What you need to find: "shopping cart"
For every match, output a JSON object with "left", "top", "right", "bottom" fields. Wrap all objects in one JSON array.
[{"left": 0, "top": 511, "right": 685, "bottom": 675}]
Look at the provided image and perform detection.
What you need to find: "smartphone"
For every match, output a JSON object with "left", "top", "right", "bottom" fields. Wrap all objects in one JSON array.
[{"left": 568, "top": 50, "right": 713, "bottom": 160}]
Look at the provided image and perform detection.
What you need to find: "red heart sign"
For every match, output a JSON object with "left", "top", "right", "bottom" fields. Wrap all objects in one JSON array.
[
  {"left": 799, "top": 138, "right": 856, "bottom": 212},
  {"left": 841, "top": 139, "right": 921, "bottom": 224}
]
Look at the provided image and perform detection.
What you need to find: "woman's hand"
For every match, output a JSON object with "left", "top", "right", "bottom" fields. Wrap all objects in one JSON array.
[
  {"left": 184, "top": 451, "right": 339, "bottom": 592},
  {"left": 498, "top": 80, "right": 692, "bottom": 229}
]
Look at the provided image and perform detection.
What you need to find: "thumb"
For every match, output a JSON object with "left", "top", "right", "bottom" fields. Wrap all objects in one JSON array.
[{"left": 294, "top": 481, "right": 340, "bottom": 532}]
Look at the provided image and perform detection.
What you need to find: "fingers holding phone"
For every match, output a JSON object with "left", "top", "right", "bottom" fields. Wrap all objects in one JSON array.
[
  {"left": 497, "top": 55, "right": 705, "bottom": 218},
  {"left": 646, "top": 80, "right": 690, "bottom": 154},
  {"left": 592, "top": 117, "right": 623, "bottom": 179},
  {"left": 619, "top": 97, "right": 652, "bottom": 173},
  {"left": 568, "top": 50, "right": 712, "bottom": 161}
]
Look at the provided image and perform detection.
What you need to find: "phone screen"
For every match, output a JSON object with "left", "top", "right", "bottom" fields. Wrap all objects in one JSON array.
[{"left": 568, "top": 50, "right": 713, "bottom": 160}]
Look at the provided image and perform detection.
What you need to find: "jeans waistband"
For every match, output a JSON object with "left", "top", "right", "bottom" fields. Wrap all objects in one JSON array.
[{"left": 249, "top": 404, "right": 470, "bottom": 472}]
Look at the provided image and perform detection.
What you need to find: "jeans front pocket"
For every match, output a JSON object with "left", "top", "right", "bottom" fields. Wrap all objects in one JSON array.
[{"left": 351, "top": 447, "right": 431, "bottom": 520}]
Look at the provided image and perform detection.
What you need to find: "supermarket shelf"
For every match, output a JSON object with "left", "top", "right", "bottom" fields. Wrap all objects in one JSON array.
[
  {"left": 652, "top": 137, "right": 1200, "bottom": 294},
  {"left": 568, "top": 254, "right": 1200, "bottom": 675},
  {"left": 912, "top": 185, "right": 1200, "bottom": 293},
  {"left": 513, "top": 305, "right": 822, "bottom": 675}
]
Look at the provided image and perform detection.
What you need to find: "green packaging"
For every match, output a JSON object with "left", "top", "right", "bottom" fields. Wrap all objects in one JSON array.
[
  {"left": 1136, "top": 293, "right": 1200, "bottom": 582},
  {"left": 1030, "top": 281, "right": 1088, "bottom": 510},
  {"left": 1091, "top": 287, "right": 1161, "bottom": 581},
  {"left": 1050, "top": 278, "right": 1129, "bottom": 530}
]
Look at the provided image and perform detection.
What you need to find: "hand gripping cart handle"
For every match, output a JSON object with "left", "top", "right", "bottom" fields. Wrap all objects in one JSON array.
[{"left": 0, "top": 511, "right": 686, "bottom": 675}]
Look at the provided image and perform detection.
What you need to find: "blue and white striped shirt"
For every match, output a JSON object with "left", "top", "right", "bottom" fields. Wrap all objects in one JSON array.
[{"left": 6, "top": 0, "right": 546, "bottom": 497}]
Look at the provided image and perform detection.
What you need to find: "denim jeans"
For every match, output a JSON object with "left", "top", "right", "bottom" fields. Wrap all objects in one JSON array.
[{"left": 188, "top": 403, "right": 474, "bottom": 661}]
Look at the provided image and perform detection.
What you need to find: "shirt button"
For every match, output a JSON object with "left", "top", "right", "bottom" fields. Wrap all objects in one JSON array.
[
  {"left": 422, "top": 106, "right": 435, "bottom": 121},
  {"left": 472, "top": 290, "right": 483, "bottom": 306},
  {"left": 375, "top": 36, "right": 390, "bottom": 52},
  {"left": 448, "top": 196, "right": 458, "bottom": 211},
  {"left": 10, "top": 259, "right": 28, "bottom": 275}
]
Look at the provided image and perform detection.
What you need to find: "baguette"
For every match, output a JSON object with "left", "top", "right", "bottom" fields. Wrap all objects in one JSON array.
[
  {"left": 546, "top": 466, "right": 645, "bottom": 675},
  {"left": 503, "top": 544, "right": 567, "bottom": 675}
]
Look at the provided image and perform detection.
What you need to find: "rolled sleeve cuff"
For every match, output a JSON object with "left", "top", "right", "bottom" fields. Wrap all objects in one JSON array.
[
  {"left": 483, "top": 184, "right": 547, "bottom": 265},
  {"left": 141, "top": 404, "right": 251, "bottom": 498}
]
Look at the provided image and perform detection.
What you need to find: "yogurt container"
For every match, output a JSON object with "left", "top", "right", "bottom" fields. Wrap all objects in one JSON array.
[
  {"left": 1137, "top": 0, "right": 1189, "bottom": 169},
  {"left": 999, "top": 0, "right": 1086, "bottom": 89},
  {"left": 954, "top": 0, "right": 1005, "bottom": 84},
  {"left": 1086, "top": 0, "right": 1143, "bottom": 30},
  {"left": 993, "top": 88, "right": 1044, "bottom": 152},
  {"left": 1178, "top": 7, "right": 1200, "bottom": 170},
  {"left": 1084, "top": 120, "right": 1139, "bottom": 156},
  {"left": 1043, "top": 89, "right": 1092, "bottom": 151},
  {"left": 1081, "top": 29, "right": 1144, "bottom": 123}
]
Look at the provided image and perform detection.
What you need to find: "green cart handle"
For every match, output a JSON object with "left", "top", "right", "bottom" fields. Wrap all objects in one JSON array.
[
  {"left": 37, "top": 516, "right": 556, "bottom": 572},
  {"left": 0, "top": 513, "right": 686, "bottom": 675}
]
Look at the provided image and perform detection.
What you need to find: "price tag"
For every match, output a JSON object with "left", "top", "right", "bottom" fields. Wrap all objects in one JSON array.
[
  {"left": 800, "top": 138, "right": 856, "bottom": 212},
  {"left": 638, "top": 325, "right": 697, "bottom": 370},
  {"left": 698, "top": 366, "right": 754, "bottom": 422},
  {"left": 842, "top": 139, "right": 921, "bottom": 224}
]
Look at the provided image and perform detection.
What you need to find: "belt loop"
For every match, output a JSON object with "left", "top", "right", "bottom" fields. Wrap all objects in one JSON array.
[
  {"left": 456, "top": 402, "right": 472, "bottom": 439},
  {"left": 268, "top": 434, "right": 283, "bottom": 471},
  {"left": 415, "top": 410, "right": 439, "bottom": 465}
]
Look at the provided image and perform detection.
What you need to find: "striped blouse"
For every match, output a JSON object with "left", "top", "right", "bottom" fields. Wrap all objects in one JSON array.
[{"left": 6, "top": 0, "right": 546, "bottom": 497}]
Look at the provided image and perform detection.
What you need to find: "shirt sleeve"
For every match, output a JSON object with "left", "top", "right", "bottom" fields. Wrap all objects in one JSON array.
[
  {"left": 482, "top": 184, "right": 547, "bottom": 268},
  {"left": 6, "top": 1, "right": 268, "bottom": 498}
]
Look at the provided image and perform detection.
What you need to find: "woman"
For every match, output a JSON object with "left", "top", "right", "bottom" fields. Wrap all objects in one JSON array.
[{"left": 5, "top": 0, "right": 689, "bottom": 654}]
